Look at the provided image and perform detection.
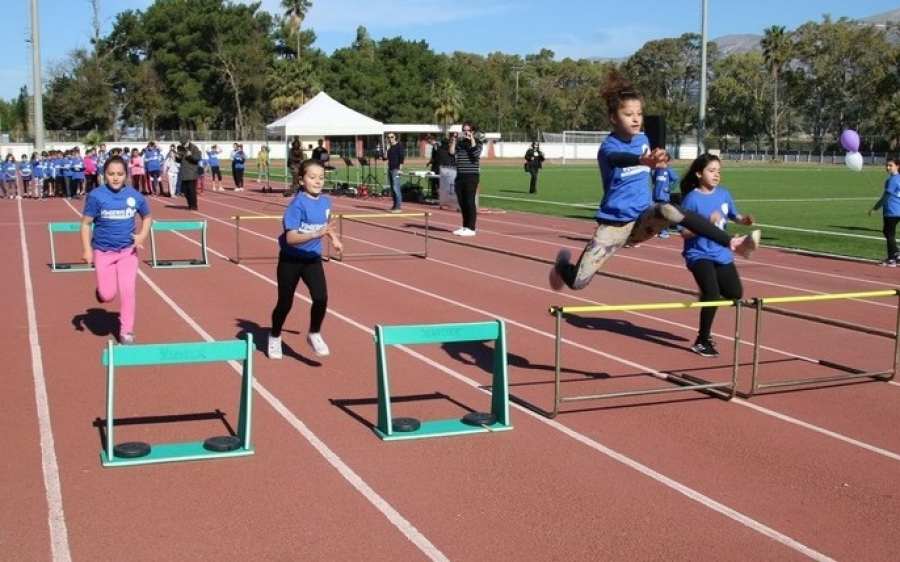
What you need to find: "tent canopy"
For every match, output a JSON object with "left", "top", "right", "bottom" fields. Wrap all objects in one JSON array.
[{"left": 266, "top": 92, "right": 384, "bottom": 138}]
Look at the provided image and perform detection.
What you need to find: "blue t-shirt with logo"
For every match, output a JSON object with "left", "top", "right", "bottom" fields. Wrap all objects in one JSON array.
[
  {"left": 144, "top": 148, "right": 162, "bottom": 173},
  {"left": 882, "top": 173, "right": 900, "bottom": 217},
  {"left": 680, "top": 186, "right": 739, "bottom": 266},
  {"left": 278, "top": 192, "right": 332, "bottom": 259},
  {"left": 83, "top": 184, "right": 151, "bottom": 251},
  {"left": 596, "top": 133, "right": 652, "bottom": 222}
]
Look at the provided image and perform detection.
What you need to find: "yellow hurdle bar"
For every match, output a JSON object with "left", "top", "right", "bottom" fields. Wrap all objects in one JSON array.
[
  {"left": 231, "top": 215, "right": 284, "bottom": 264},
  {"left": 514, "top": 299, "right": 742, "bottom": 419},
  {"left": 746, "top": 289, "right": 900, "bottom": 397},
  {"left": 328, "top": 211, "right": 430, "bottom": 261}
]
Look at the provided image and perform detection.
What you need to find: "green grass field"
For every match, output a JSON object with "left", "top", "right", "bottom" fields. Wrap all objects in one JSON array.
[
  {"left": 476, "top": 161, "right": 890, "bottom": 262},
  {"left": 260, "top": 159, "right": 890, "bottom": 262}
]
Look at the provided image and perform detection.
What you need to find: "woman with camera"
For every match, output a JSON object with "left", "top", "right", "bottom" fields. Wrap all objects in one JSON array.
[{"left": 450, "top": 122, "right": 482, "bottom": 236}]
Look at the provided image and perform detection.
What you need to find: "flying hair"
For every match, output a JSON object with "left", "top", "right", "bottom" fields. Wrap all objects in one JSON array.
[{"left": 599, "top": 69, "right": 640, "bottom": 116}]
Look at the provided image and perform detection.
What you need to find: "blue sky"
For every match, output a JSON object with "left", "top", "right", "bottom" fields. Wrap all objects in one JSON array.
[{"left": 3, "top": 0, "right": 900, "bottom": 101}]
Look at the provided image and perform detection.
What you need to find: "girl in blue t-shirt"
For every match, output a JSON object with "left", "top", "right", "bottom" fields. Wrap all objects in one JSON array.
[
  {"left": 679, "top": 153, "right": 756, "bottom": 357},
  {"left": 868, "top": 155, "right": 900, "bottom": 267},
  {"left": 2, "top": 154, "right": 18, "bottom": 198},
  {"left": 80, "top": 155, "right": 152, "bottom": 344},
  {"left": 549, "top": 72, "right": 761, "bottom": 292},
  {"left": 267, "top": 159, "right": 343, "bottom": 360}
]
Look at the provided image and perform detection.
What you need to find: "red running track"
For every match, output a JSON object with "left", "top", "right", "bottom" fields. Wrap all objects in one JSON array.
[{"left": 3, "top": 185, "right": 900, "bottom": 561}]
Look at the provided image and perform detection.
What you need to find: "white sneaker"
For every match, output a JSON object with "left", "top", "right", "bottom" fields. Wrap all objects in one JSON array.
[
  {"left": 452, "top": 227, "right": 467, "bottom": 235},
  {"left": 267, "top": 335, "right": 283, "bottom": 359},
  {"left": 734, "top": 229, "right": 761, "bottom": 259},
  {"left": 307, "top": 333, "right": 330, "bottom": 357},
  {"left": 458, "top": 228, "right": 476, "bottom": 237}
]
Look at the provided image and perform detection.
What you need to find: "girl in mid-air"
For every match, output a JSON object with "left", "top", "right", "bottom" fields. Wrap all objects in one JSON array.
[{"left": 550, "top": 71, "right": 760, "bottom": 291}]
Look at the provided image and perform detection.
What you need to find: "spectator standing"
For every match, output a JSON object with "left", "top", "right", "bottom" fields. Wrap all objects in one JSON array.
[
  {"left": 450, "top": 122, "right": 482, "bottom": 235},
  {"left": 524, "top": 141, "right": 545, "bottom": 194},
  {"left": 176, "top": 136, "right": 202, "bottom": 210},
  {"left": 207, "top": 145, "right": 223, "bottom": 191},
  {"left": 653, "top": 154, "right": 680, "bottom": 238},
  {"left": 385, "top": 132, "right": 405, "bottom": 212},
  {"left": 868, "top": 154, "right": 900, "bottom": 267}
]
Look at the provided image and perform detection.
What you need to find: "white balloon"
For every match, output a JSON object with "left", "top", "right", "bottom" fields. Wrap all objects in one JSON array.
[{"left": 845, "top": 151, "right": 863, "bottom": 172}]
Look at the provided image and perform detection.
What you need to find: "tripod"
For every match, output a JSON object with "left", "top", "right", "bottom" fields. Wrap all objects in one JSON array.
[{"left": 358, "top": 157, "right": 382, "bottom": 191}]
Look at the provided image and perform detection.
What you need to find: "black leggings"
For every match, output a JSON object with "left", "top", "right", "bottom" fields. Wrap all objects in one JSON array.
[
  {"left": 883, "top": 216, "right": 900, "bottom": 259},
  {"left": 678, "top": 208, "right": 733, "bottom": 248},
  {"left": 689, "top": 259, "right": 743, "bottom": 341},
  {"left": 270, "top": 252, "right": 328, "bottom": 337},
  {"left": 455, "top": 173, "right": 479, "bottom": 230}
]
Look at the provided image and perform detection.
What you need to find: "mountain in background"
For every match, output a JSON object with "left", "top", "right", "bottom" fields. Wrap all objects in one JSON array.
[{"left": 712, "top": 8, "right": 900, "bottom": 55}]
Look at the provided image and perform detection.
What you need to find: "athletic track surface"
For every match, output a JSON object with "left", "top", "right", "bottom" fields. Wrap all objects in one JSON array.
[{"left": 3, "top": 181, "right": 900, "bottom": 562}]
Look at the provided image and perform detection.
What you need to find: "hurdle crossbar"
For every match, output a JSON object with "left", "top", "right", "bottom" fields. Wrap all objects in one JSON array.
[
  {"left": 521, "top": 299, "right": 741, "bottom": 419},
  {"left": 149, "top": 220, "right": 209, "bottom": 268},
  {"left": 328, "top": 211, "right": 430, "bottom": 261},
  {"left": 231, "top": 214, "right": 282, "bottom": 264},
  {"left": 48, "top": 221, "right": 94, "bottom": 272},
  {"left": 745, "top": 289, "right": 900, "bottom": 397}
]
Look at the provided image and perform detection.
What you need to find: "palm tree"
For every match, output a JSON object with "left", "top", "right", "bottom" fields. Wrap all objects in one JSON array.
[
  {"left": 761, "top": 25, "right": 792, "bottom": 159},
  {"left": 281, "top": 0, "right": 313, "bottom": 62},
  {"left": 433, "top": 78, "right": 462, "bottom": 133}
]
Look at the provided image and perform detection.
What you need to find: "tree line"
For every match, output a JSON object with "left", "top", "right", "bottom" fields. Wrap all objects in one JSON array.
[{"left": 3, "top": 1, "right": 898, "bottom": 154}]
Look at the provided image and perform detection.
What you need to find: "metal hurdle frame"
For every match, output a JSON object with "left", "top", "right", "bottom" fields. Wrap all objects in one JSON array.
[
  {"left": 327, "top": 211, "right": 430, "bottom": 261},
  {"left": 149, "top": 220, "right": 209, "bottom": 268},
  {"left": 231, "top": 214, "right": 281, "bottom": 264},
  {"left": 230, "top": 212, "right": 431, "bottom": 264},
  {"left": 48, "top": 221, "right": 94, "bottom": 272},
  {"left": 522, "top": 299, "right": 742, "bottom": 419},
  {"left": 745, "top": 289, "right": 900, "bottom": 397}
]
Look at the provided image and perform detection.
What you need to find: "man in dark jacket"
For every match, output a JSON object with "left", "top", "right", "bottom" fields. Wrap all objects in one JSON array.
[
  {"left": 177, "top": 135, "right": 202, "bottom": 210},
  {"left": 525, "top": 141, "right": 545, "bottom": 194}
]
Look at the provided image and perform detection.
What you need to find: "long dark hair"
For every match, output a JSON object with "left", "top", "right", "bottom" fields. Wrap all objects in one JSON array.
[{"left": 680, "top": 153, "right": 721, "bottom": 198}]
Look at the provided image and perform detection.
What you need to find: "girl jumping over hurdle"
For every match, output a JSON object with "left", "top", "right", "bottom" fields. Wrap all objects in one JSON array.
[{"left": 549, "top": 71, "right": 760, "bottom": 292}]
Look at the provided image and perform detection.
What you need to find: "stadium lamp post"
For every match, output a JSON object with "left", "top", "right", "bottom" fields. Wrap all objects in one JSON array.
[
  {"left": 697, "top": 0, "right": 708, "bottom": 155},
  {"left": 30, "top": 0, "right": 45, "bottom": 152},
  {"left": 513, "top": 66, "right": 524, "bottom": 130}
]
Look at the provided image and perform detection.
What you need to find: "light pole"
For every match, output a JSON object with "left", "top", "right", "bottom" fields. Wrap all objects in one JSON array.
[
  {"left": 513, "top": 66, "right": 523, "bottom": 130},
  {"left": 697, "top": 0, "right": 708, "bottom": 155},
  {"left": 30, "top": 0, "right": 44, "bottom": 152}
]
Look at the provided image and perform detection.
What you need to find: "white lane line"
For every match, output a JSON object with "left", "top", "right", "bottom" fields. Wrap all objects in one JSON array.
[
  {"left": 167, "top": 225, "right": 837, "bottom": 561},
  {"left": 134, "top": 260, "right": 450, "bottom": 562},
  {"left": 19, "top": 202, "right": 72, "bottom": 562}
]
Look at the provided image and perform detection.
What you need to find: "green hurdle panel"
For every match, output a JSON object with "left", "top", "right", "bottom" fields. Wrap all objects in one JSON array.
[
  {"left": 48, "top": 222, "right": 94, "bottom": 272},
  {"left": 374, "top": 320, "right": 512, "bottom": 441},
  {"left": 149, "top": 220, "right": 209, "bottom": 268},
  {"left": 100, "top": 336, "right": 254, "bottom": 467}
]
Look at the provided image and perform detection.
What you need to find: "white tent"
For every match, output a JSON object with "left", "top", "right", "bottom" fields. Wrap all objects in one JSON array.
[{"left": 266, "top": 92, "right": 384, "bottom": 137}]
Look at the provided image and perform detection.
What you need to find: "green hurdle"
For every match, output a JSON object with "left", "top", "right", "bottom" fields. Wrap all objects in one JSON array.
[
  {"left": 100, "top": 336, "right": 254, "bottom": 467},
  {"left": 149, "top": 220, "right": 209, "bottom": 268},
  {"left": 374, "top": 320, "right": 512, "bottom": 441},
  {"left": 47, "top": 222, "right": 93, "bottom": 272}
]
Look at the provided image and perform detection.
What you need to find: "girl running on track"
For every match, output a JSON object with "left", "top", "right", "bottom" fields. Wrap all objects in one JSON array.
[
  {"left": 679, "top": 153, "right": 756, "bottom": 357},
  {"left": 80, "top": 155, "right": 152, "bottom": 344},
  {"left": 268, "top": 159, "right": 343, "bottom": 360}
]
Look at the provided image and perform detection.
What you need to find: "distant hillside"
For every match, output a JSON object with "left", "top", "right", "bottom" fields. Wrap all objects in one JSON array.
[{"left": 712, "top": 8, "right": 900, "bottom": 55}]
